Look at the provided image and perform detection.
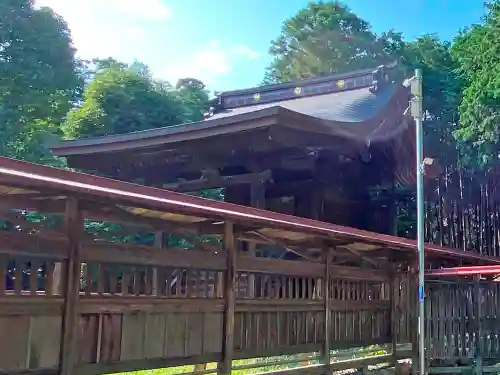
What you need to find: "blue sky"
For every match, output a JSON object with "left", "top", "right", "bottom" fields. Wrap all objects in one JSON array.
[{"left": 36, "top": 0, "right": 486, "bottom": 92}]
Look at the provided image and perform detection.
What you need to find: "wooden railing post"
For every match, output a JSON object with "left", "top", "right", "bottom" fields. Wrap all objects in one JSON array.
[
  {"left": 59, "top": 198, "right": 83, "bottom": 375},
  {"left": 323, "top": 246, "right": 332, "bottom": 373},
  {"left": 218, "top": 221, "right": 236, "bottom": 375}
]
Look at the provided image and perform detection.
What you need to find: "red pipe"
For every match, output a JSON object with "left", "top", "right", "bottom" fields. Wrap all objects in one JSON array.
[{"left": 426, "top": 264, "right": 500, "bottom": 276}]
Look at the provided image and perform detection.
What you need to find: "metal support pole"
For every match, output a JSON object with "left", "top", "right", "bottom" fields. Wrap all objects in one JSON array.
[{"left": 411, "top": 69, "right": 425, "bottom": 375}]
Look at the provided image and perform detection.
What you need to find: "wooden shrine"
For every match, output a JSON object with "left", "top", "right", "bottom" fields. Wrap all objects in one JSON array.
[{"left": 50, "top": 62, "right": 419, "bottom": 239}]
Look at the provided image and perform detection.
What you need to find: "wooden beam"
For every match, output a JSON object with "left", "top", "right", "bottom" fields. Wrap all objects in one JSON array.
[
  {"left": 59, "top": 198, "right": 83, "bottom": 375},
  {"left": 163, "top": 170, "right": 272, "bottom": 192},
  {"left": 218, "top": 222, "right": 236, "bottom": 375}
]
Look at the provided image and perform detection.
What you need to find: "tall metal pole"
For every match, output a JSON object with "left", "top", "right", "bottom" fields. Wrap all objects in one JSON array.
[{"left": 411, "top": 69, "right": 425, "bottom": 375}]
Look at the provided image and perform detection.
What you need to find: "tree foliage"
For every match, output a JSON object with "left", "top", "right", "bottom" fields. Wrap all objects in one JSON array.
[
  {"left": 263, "top": 1, "right": 466, "bottom": 168},
  {"left": 451, "top": 1, "right": 500, "bottom": 167},
  {"left": 0, "top": 0, "right": 81, "bottom": 163},
  {"left": 263, "top": 1, "right": 404, "bottom": 84},
  {"left": 401, "top": 34, "right": 463, "bottom": 164},
  {"left": 63, "top": 62, "right": 209, "bottom": 139}
]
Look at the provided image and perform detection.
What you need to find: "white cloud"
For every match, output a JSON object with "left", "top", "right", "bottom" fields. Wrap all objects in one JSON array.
[
  {"left": 36, "top": 0, "right": 170, "bottom": 21},
  {"left": 34, "top": 0, "right": 260, "bottom": 88},
  {"left": 34, "top": 0, "right": 170, "bottom": 62},
  {"left": 158, "top": 41, "right": 260, "bottom": 87}
]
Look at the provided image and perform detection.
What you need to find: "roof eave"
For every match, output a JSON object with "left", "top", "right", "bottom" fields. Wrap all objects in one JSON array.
[{"left": 49, "top": 106, "right": 283, "bottom": 157}]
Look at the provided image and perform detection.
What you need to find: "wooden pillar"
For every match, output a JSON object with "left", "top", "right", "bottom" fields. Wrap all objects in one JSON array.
[
  {"left": 59, "top": 198, "right": 83, "bottom": 375},
  {"left": 218, "top": 222, "right": 236, "bottom": 375},
  {"left": 323, "top": 246, "right": 332, "bottom": 372}
]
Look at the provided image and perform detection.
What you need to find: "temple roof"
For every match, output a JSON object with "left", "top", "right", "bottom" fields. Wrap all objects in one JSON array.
[
  {"left": 50, "top": 61, "right": 410, "bottom": 158},
  {"left": 48, "top": 62, "right": 418, "bottom": 187}
]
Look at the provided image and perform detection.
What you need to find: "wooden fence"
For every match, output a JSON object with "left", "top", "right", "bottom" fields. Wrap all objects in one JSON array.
[
  {"left": 425, "top": 278, "right": 500, "bottom": 368},
  {"left": 0, "top": 199, "right": 414, "bottom": 374}
]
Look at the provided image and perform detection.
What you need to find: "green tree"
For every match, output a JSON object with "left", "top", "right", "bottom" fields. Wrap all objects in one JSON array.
[
  {"left": 263, "top": 1, "right": 403, "bottom": 84},
  {"left": 0, "top": 0, "right": 81, "bottom": 163},
  {"left": 263, "top": 1, "right": 460, "bottom": 167},
  {"left": 393, "top": 35, "right": 464, "bottom": 238},
  {"left": 62, "top": 63, "right": 209, "bottom": 139},
  {"left": 402, "top": 34, "right": 463, "bottom": 165},
  {"left": 176, "top": 78, "right": 210, "bottom": 123},
  {"left": 451, "top": 1, "right": 500, "bottom": 167}
]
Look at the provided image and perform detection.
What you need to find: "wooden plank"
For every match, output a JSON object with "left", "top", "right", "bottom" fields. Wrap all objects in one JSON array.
[
  {"left": 236, "top": 257, "right": 323, "bottom": 277},
  {"left": 99, "top": 313, "right": 122, "bottom": 362},
  {"left": 0, "top": 316, "right": 30, "bottom": 370},
  {"left": 76, "top": 314, "right": 98, "bottom": 364},
  {"left": 218, "top": 221, "right": 236, "bottom": 375},
  {"left": 143, "top": 313, "right": 166, "bottom": 359},
  {"left": 78, "top": 296, "right": 223, "bottom": 314},
  {"left": 164, "top": 313, "right": 186, "bottom": 358},
  {"left": 28, "top": 316, "right": 62, "bottom": 368},
  {"left": 0, "top": 232, "right": 67, "bottom": 260},
  {"left": 59, "top": 198, "right": 83, "bottom": 375},
  {"left": 0, "top": 296, "right": 63, "bottom": 316},
  {"left": 236, "top": 256, "right": 386, "bottom": 281},
  {"left": 120, "top": 312, "right": 146, "bottom": 361},
  {"left": 186, "top": 313, "right": 204, "bottom": 356},
  {"left": 82, "top": 242, "right": 226, "bottom": 270},
  {"left": 203, "top": 312, "right": 223, "bottom": 354}
]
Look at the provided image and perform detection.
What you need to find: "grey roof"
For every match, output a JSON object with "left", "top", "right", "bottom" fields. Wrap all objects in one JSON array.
[{"left": 210, "top": 83, "right": 400, "bottom": 123}]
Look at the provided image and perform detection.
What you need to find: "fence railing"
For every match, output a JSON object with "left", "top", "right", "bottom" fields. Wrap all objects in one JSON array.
[{"left": 0, "top": 223, "right": 412, "bottom": 375}]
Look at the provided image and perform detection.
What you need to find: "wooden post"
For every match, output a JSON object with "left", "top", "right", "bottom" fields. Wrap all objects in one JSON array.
[
  {"left": 218, "top": 221, "right": 236, "bottom": 375},
  {"left": 59, "top": 198, "right": 83, "bottom": 375},
  {"left": 153, "top": 232, "right": 166, "bottom": 295},
  {"left": 248, "top": 180, "right": 265, "bottom": 298},
  {"left": 323, "top": 246, "right": 332, "bottom": 372},
  {"left": 390, "top": 272, "right": 398, "bottom": 360}
]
